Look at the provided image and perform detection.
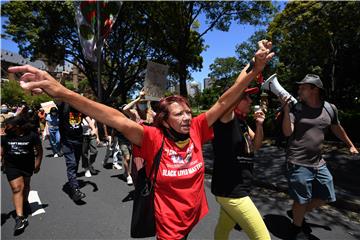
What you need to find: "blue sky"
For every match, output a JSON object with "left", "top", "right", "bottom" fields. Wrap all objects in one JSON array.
[
  {"left": 1, "top": 10, "right": 267, "bottom": 90},
  {"left": 192, "top": 16, "right": 264, "bottom": 88}
]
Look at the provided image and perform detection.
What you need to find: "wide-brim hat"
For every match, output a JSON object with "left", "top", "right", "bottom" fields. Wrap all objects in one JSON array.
[{"left": 296, "top": 74, "right": 323, "bottom": 89}]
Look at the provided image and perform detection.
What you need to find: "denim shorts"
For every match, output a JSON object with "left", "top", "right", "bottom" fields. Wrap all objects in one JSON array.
[{"left": 287, "top": 163, "right": 336, "bottom": 204}]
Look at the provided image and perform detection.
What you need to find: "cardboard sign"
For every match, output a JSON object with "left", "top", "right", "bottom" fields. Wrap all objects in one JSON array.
[
  {"left": 40, "top": 101, "right": 57, "bottom": 113},
  {"left": 143, "top": 61, "right": 169, "bottom": 101}
]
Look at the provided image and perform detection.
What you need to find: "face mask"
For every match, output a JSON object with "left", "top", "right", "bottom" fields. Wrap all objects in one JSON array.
[
  {"left": 51, "top": 112, "right": 57, "bottom": 116},
  {"left": 137, "top": 103, "right": 147, "bottom": 111}
]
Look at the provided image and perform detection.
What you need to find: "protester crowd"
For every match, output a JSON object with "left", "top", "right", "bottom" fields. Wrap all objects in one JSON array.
[{"left": 1, "top": 40, "right": 359, "bottom": 240}]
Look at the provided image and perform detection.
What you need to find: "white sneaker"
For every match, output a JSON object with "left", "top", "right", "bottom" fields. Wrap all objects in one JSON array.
[
  {"left": 85, "top": 170, "right": 92, "bottom": 178},
  {"left": 53, "top": 153, "right": 59, "bottom": 158},
  {"left": 127, "top": 175, "right": 133, "bottom": 185},
  {"left": 112, "top": 163, "right": 122, "bottom": 170}
]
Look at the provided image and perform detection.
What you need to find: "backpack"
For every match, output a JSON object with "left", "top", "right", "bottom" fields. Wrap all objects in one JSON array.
[{"left": 323, "top": 101, "right": 336, "bottom": 124}]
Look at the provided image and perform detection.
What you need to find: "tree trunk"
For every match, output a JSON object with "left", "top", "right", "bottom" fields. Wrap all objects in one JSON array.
[{"left": 178, "top": 63, "right": 188, "bottom": 97}]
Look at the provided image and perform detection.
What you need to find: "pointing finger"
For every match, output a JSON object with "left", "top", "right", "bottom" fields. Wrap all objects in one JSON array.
[{"left": 8, "top": 65, "right": 40, "bottom": 75}]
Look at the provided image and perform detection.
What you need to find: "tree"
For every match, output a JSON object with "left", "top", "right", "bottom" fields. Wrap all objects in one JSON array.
[
  {"left": 2, "top": 1, "right": 275, "bottom": 101},
  {"left": 268, "top": 1, "right": 360, "bottom": 108},
  {"left": 1, "top": 80, "right": 52, "bottom": 108},
  {"left": 1, "top": 1, "right": 78, "bottom": 70},
  {"left": 208, "top": 57, "right": 242, "bottom": 91},
  {"left": 138, "top": 1, "right": 275, "bottom": 97},
  {"left": 1, "top": 1, "right": 156, "bottom": 103},
  {"left": 203, "top": 30, "right": 273, "bottom": 108}
]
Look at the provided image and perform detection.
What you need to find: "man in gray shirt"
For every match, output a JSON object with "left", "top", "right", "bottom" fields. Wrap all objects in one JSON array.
[{"left": 281, "top": 74, "right": 358, "bottom": 239}]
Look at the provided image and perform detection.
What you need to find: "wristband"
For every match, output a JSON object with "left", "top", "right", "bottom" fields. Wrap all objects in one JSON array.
[{"left": 246, "top": 60, "right": 255, "bottom": 73}]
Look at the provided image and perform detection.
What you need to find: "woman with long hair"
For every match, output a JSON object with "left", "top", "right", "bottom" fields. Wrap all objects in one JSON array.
[{"left": 8, "top": 40, "right": 273, "bottom": 239}]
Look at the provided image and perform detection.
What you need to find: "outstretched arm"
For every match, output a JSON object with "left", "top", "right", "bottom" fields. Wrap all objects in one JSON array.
[
  {"left": 205, "top": 40, "right": 274, "bottom": 127},
  {"left": 7, "top": 65, "right": 144, "bottom": 146},
  {"left": 123, "top": 91, "right": 145, "bottom": 112},
  {"left": 331, "top": 124, "right": 359, "bottom": 154}
]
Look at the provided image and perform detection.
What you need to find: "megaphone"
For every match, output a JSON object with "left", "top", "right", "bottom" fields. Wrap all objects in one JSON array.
[{"left": 261, "top": 74, "right": 298, "bottom": 106}]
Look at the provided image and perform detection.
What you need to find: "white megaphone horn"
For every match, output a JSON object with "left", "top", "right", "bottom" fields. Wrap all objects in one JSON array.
[{"left": 261, "top": 74, "right": 298, "bottom": 106}]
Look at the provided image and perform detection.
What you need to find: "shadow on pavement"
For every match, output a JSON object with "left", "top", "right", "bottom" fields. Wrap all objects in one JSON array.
[
  {"left": 1, "top": 211, "right": 15, "bottom": 226},
  {"left": 111, "top": 173, "right": 128, "bottom": 183},
  {"left": 263, "top": 214, "right": 322, "bottom": 240},
  {"left": 122, "top": 190, "right": 135, "bottom": 202},
  {"left": 28, "top": 202, "right": 49, "bottom": 216}
]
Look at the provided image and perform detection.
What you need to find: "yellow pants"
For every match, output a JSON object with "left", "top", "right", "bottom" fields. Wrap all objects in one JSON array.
[{"left": 215, "top": 196, "right": 270, "bottom": 240}]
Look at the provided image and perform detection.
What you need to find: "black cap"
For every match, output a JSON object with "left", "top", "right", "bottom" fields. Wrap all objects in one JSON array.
[{"left": 296, "top": 74, "right": 323, "bottom": 89}]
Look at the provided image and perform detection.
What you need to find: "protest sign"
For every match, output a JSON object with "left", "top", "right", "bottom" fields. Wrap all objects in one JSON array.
[
  {"left": 143, "top": 61, "right": 169, "bottom": 101},
  {"left": 40, "top": 101, "right": 57, "bottom": 113}
]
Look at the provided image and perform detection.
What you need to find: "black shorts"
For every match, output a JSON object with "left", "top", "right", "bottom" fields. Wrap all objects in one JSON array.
[{"left": 5, "top": 167, "right": 33, "bottom": 181}]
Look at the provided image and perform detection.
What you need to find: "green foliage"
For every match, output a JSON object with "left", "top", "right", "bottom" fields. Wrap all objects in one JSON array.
[
  {"left": 1, "top": 80, "right": 52, "bottom": 108},
  {"left": 138, "top": 1, "right": 275, "bottom": 97},
  {"left": 1, "top": 1, "right": 76, "bottom": 67},
  {"left": 64, "top": 81, "right": 76, "bottom": 90},
  {"left": 199, "top": 87, "right": 221, "bottom": 109},
  {"left": 208, "top": 57, "right": 242, "bottom": 91},
  {"left": 2, "top": 1, "right": 275, "bottom": 103},
  {"left": 23, "top": 93, "right": 52, "bottom": 109},
  {"left": 268, "top": 1, "right": 360, "bottom": 109},
  {"left": 1, "top": 80, "right": 25, "bottom": 106}
]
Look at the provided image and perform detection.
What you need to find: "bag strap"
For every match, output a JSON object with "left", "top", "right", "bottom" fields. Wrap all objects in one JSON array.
[
  {"left": 323, "top": 101, "right": 335, "bottom": 124},
  {"left": 148, "top": 136, "right": 165, "bottom": 188}
]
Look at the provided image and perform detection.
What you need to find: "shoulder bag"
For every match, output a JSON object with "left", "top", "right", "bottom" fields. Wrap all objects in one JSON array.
[{"left": 130, "top": 138, "right": 164, "bottom": 238}]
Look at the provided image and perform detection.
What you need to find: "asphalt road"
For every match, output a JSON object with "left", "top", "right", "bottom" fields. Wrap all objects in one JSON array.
[{"left": 1, "top": 141, "right": 360, "bottom": 239}]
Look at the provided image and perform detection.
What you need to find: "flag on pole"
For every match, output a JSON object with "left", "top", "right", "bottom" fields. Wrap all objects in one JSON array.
[{"left": 74, "top": 1, "right": 122, "bottom": 62}]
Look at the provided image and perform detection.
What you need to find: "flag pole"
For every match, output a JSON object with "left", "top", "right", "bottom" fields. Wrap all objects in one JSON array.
[{"left": 96, "top": 0, "right": 102, "bottom": 101}]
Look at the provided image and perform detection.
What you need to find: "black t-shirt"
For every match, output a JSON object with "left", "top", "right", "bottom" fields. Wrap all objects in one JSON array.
[
  {"left": 211, "top": 117, "right": 255, "bottom": 198},
  {"left": 1, "top": 131, "right": 41, "bottom": 173},
  {"left": 58, "top": 103, "right": 83, "bottom": 142}
]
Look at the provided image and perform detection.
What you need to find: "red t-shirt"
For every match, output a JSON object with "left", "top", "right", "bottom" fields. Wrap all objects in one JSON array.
[{"left": 133, "top": 113, "right": 213, "bottom": 239}]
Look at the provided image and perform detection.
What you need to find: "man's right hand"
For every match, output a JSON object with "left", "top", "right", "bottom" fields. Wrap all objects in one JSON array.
[{"left": 280, "top": 95, "right": 292, "bottom": 113}]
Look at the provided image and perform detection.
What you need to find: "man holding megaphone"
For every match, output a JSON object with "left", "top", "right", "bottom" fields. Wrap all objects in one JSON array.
[{"left": 279, "top": 74, "right": 358, "bottom": 239}]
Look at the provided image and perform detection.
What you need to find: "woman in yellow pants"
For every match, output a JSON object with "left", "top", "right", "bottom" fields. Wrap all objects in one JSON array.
[{"left": 211, "top": 87, "right": 270, "bottom": 240}]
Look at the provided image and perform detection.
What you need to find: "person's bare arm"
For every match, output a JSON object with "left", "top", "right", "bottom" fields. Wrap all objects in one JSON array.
[
  {"left": 280, "top": 96, "right": 294, "bottom": 137},
  {"left": 331, "top": 124, "right": 359, "bottom": 154},
  {"left": 123, "top": 91, "right": 145, "bottom": 112},
  {"left": 85, "top": 117, "right": 100, "bottom": 143},
  {"left": 205, "top": 40, "right": 274, "bottom": 127},
  {"left": 34, "top": 143, "right": 43, "bottom": 173},
  {"left": 250, "top": 110, "right": 265, "bottom": 150},
  {"left": 8, "top": 65, "right": 144, "bottom": 146}
]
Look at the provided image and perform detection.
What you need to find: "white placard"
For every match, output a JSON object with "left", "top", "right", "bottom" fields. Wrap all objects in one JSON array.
[{"left": 40, "top": 101, "right": 57, "bottom": 113}]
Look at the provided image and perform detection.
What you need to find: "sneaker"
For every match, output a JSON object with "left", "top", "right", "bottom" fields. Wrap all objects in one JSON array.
[
  {"left": 85, "top": 169, "right": 92, "bottom": 178},
  {"left": 14, "top": 215, "right": 28, "bottom": 232},
  {"left": 53, "top": 153, "right": 59, "bottom": 158},
  {"left": 71, "top": 188, "right": 86, "bottom": 201},
  {"left": 127, "top": 175, "right": 133, "bottom": 185},
  {"left": 112, "top": 163, "right": 122, "bottom": 170},
  {"left": 287, "top": 210, "right": 312, "bottom": 234}
]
